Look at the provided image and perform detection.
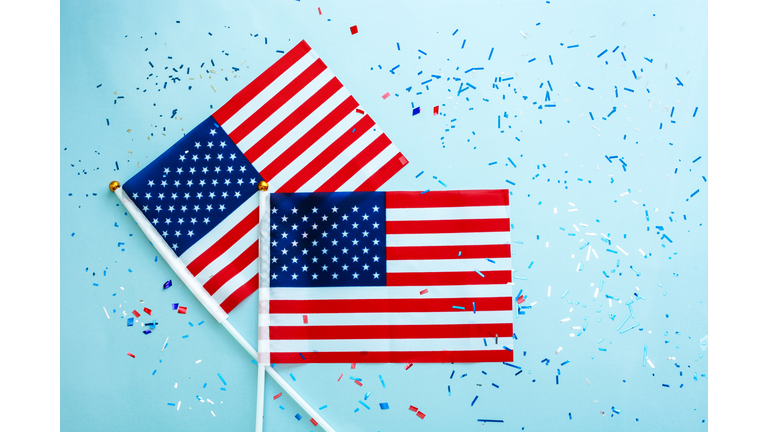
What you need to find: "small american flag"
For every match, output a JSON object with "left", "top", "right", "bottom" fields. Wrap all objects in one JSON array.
[
  {"left": 122, "top": 40, "right": 407, "bottom": 315},
  {"left": 261, "top": 189, "right": 514, "bottom": 363}
]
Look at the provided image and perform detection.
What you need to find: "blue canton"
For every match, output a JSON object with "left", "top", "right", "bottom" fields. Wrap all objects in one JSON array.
[
  {"left": 270, "top": 192, "right": 387, "bottom": 287},
  {"left": 123, "top": 116, "right": 263, "bottom": 256}
]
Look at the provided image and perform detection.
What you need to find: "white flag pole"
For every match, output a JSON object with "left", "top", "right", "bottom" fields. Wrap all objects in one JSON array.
[
  {"left": 256, "top": 182, "right": 270, "bottom": 432},
  {"left": 109, "top": 181, "right": 335, "bottom": 432}
]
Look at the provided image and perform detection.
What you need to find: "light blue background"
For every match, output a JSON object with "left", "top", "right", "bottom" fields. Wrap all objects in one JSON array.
[{"left": 61, "top": 1, "right": 707, "bottom": 431}]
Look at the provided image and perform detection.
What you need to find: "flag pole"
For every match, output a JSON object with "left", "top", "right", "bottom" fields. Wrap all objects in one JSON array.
[{"left": 109, "top": 181, "right": 335, "bottom": 432}]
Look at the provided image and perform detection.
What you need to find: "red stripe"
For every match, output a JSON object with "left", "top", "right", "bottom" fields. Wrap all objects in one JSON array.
[
  {"left": 186, "top": 206, "right": 260, "bottom": 276},
  {"left": 258, "top": 95, "right": 358, "bottom": 181},
  {"left": 244, "top": 77, "right": 344, "bottom": 164},
  {"left": 270, "top": 323, "right": 513, "bottom": 340},
  {"left": 354, "top": 152, "right": 408, "bottom": 192},
  {"left": 270, "top": 296, "right": 512, "bottom": 314},
  {"left": 386, "top": 218, "right": 511, "bottom": 235},
  {"left": 202, "top": 240, "right": 259, "bottom": 295},
  {"left": 276, "top": 115, "right": 376, "bottom": 193},
  {"left": 386, "top": 189, "right": 509, "bottom": 209},
  {"left": 270, "top": 349, "right": 513, "bottom": 364},
  {"left": 227, "top": 58, "right": 327, "bottom": 145},
  {"left": 213, "top": 40, "right": 311, "bottom": 125},
  {"left": 317, "top": 133, "right": 392, "bottom": 192},
  {"left": 386, "top": 244, "right": 511, "bottom": 260},
  {"left": 387, "top": 270, "right": 512, "bottom": 286},
  {"left": 219, "top": 274, "right": 259, "bottom": 314}
]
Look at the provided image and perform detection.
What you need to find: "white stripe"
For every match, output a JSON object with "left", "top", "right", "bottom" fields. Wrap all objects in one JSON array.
[
  {"left": 386, "top": 258, "right": 512, "bottom": 273},
  {"left": 386, "top": 232, "right": 510, "bottom": 247},
  {"left": 252, "top": 86, "right": 352, "bottom": 173},
  {"left": 336, "top": 143, "right": 399, "bottom": 191},
  {"left": 269, "top": 337, "right": 514, "bottom": 353},
  {"left": 179, "top": 193, "right": 260, "bottom": 263},
  {"left": 299, "top": 127, "right": 383, "bottom": 191},
  {"left": 221, "top": 51, "right": 319, "bottom": 133},
  {"left": 193, "top": 224, "right": 258, "bottom": 283},
  {"left": 210, "top": 260, "right": 259, "bottom": 304},
  {"left": 267, "top": 110, "right": 361, "bottom": 191},
  {"left": 236, "top": 68, "right": 335, "bottom": 155},
  {"left": 386, "top": 205, "right": 509, "bottom": 222},
  {"left": 269, "top": 310, "right": 513, "bottom": 326},
  {"left": 269, "top": 284, "right": 514, "bottom": 300}
]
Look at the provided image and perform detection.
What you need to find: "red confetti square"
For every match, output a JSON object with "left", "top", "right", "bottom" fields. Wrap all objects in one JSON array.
[
  {"left": 178, "top": 306, "right": 187, "bottom": 314},
  {"left": 517, "top": 295, "right": 525, "bottom": 304},
  {"left": 310, "top": 419, "right": 318, "bottom": 426},
  {"left": 131, "top": 310, "right": 140, "bottom": 318},
  {"left": 417, "top": 411, "right": 426, "bottom": 419},
  {"left": 143, "top": 307, "right": 152, "bottom": 315},
  {"left": 350, "top": 25, "right": 358, "bottom": 35},
  {"left": 409, "top": 405, "right": 418, "bottom": 412},
  {"left": 433, "top": 106, "right": 439, "bottom": 115},
  {"left": 351, "top": 363, "right": 356, "bottom": 369},
  {"left": 273, "top": 392, "right": 282, "bottom": 400},
  {"left": 303, "top": 315, "right": 308, "bottom": 324}
]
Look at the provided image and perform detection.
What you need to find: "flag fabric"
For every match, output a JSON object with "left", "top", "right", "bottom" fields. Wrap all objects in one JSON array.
[
  {"left": 260, "top": 189, "right": 514, "bottom": 363},
  {"left": 121, "top": 40, "right": 408, "bottom": 315}
]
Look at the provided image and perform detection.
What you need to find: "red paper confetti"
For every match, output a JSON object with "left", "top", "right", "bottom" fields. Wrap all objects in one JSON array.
[
  {"left": 417, "top": 411, "right": 426, "bottom": 419},
  {"left": 143, "top": 307, "right": 152, "bottom": 315},
  {"left": 178, "top": 306, "right": 187, "bottom": 314},
  {"left": 382, "top": 92, "right": 391, "bottom": 99},
  {"left": 355, "top": 108, "right": 364, "bottom": 114},
  {"left": 433, "top": 106, "right": 439, "bottom": 115},
  {"left": 310, "top": 418, "right": 318, "bottom": 426},
  {"left": 351, "top": 363, "right": 356, "bottom": 369},
  {"left": 131, "top": 310, "right": 140, "bottom": 318},
  {"left": 317, "top": 7, "right": 322, "bottom": 15},
  {"left": 420, "top": 288, "right": 429, "bottom": 295},
  {"left": 302, "top": 315, "right": 308, "bottom": 324},
  {"left": 405, "top": 362, "right": 413, "bottom": 370},
  {"left": 338, "top": 373, "right": 344, "bottom": 381},
  {"left": 409, "top": 405, "right": 418, "bottom": 412},
  {"left": 273, "top": 392, "right": 282, "bottom": 400},
  {"left": 354, "top": 380, "right": 363, "bottom": 386},
  {"left": 350, "top": 25, "right": 358, "bottom": 35},
  {"left": 517, "top": 295, "right": 525, "bottom": 304},
  {"left": 127, "top": 352, "right": 135, "bottom": 358}
]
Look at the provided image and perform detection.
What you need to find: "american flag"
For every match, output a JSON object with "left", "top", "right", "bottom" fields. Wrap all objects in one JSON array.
[
  {"left": 261, "top": 189, "right": 514, "bottom": 363},
  {"left": 122, "top": 40, "right": 407, "bottom": 315}
]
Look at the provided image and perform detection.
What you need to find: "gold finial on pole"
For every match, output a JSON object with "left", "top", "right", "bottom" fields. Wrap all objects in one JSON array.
[
  {"left": 109, "top": 181, "right": 121, "bottom": 192},
  {"left": 258, "top": 180, "right": 269, "bottom": 191}
]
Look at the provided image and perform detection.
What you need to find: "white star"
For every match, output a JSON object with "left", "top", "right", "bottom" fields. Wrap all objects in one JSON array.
[
  {"left": 311, "top": 207, "right": 318, "bottom": 213},
  {"left": 281, "top": 265, "right": 288, "bottom": 272},
  {"left": 362, "top": 230, "right": 369, "bottom": 237},
  {"left": 341, "top": 264, "right": 349, "bottom": 271},
  {"left": 331, "top": 223, "right": 338, "bottom": 230},
  {"left": 341, "top": 214, "right": 349, "bottom": 221},
  {"left": 331, "top": 273, "right": 339, "bottom": 279},
  {"left": 301, "top": 232, "right": 309, "bottom": 239},
  {"left": 352, "top": 255, "right": 359, "bottom": 262},
  {"left": 321, "top": 215, "right": 328, "bottom": 221},
  {"left": 165, "top": 218, "right": 172, "bottom": 225},
  {"left": 209, "top": 192, "right": 216, "bottom": 199},
  {"left": 227, "top": 164, "right": 234, "bottom": 171},
  {"left": 372, "top": 238, "right": 380, "bottom": 245},
  {"left": 209, "top": 129, "right": 217, "bottom": 136},
  {"left": 219, "top": 204, "right": 226, "bottom": 211},
  {"left": 331, "top": 239, "right": 338, "bottom": 246},
  {"left": 194, "top": 142, "right": 201, "bottom": 149},
  {"left": 372, "top": 222, "right": 380, "bottom": 229},
  {"left": 189, "top": 167, "right": 196, "bottom": 175},
  {"left": 311, "top": 273, "right": 318, "bottom": 280},
  {"left": 201, "top": 167, "right": 208, "bottom": 174},
  {"left": 281, "top": 248, "right": 288, "bottom": 255},
  {"left": 187, "top": 180, "right": 194, "bottom": 187},
  {"left": 281, "top": 232, "right": 288, "bottom": 239},
  {"left": 239, "top": 166, "right": 246, "bottom": 173},
  {"left": 152, "top": 218, "right": 159, "bottom": 225},
  {"left": 352, "top": 222, "right": 359, "bottom": 229},
  {"left": 171, "top": 243, "right": 178, "bottom": 250},
  {"left": 291, "top": 224, "right": 298, "bottom": 231},
  {"left": 207, "top": 142, "right": 214, "bottom": 148},
  {"left": 171, "top": 193, "right": 178, "bottom": 200},
  {"left": 219, "top": 141, "right": 227, "bottom": 148},
  {"left": 362, "top": 247, "right": 369, "bottom": 254},
  {"left": 362, "top": 264, "right": 369, "bottom": 271},
  {"left": 178, "top": 154, "right": 186, "bottom": 162},
  {"left": 177, "top": 217, "right": 184, "bottom": 224},
  {"left": 311, "top": 223, "right": 318, "bottom": 230},
  {"left": 204, "top": 154, "right": 211, "bottom": 161},
  {"left": 160, "top": 180, "right": 167, "bottom": 187},
  {"left": 221, "top": 192, "right": 229, "bottom": 199},
  {"left": 271, "top": 223, "right": 278, "bottom": 230},
  {"left": 132, "top": 192, "right": 139, "bottom": 199},
  {"left": 271, "top": 256, "right": 278, "bottom": 263},
  {"left": 321, "top": 231, "right": 329, "bottom": 238},
  {"left": 155, "top": 205, "right": 162, "bottom": 212},
  {"left": 372, "top": 255, "right": 380, "bottom": 262},
  {"left": 291, "top": 240, "right": 298, "bottom": 247},
  {"left": 301, "top": 215, "right": 308, "bottom": 222},
  {"left": 147, "top": 180, "right": 155, "bottom": 187},
  {"left": 142, "top": 205, "right": 149, "bottom": 212},
  {"left": 331, "top": 206, "right": 338, "bottom": 213},
  {"left": 217, "top": 154, "right": 224, "bottom": 161},
  {"left": 373, "top": 272, "right": 380, "bottom": 279},
  {"left": 321, "top": 248, "right": 328, "bottom": 254},
  {"left": 193, "top": 205, "right": 200, "bottom": 212},
  {"left": 224, "top": 179, "right": 231, "bottom": 186},
  {"left": 331, "top": 256, "right": 339, "bottom": 263},
  {"left": 291, "top": 207, "right": 298, "bottom": 214},
  {"left": 291, "top": 273, "right": 298, "bottom": 280},
  {"left": 271, "top": 240, "right": 278, "bottom": 247},
  {"left": 162, "top": 231, "right": 169, "bottom": 237},
  {"left": 176, "top": 167, "right": 184, "bottom": 174},
  {"left": 157, "top": 193, "right": 165, "bottom": 200},
  {"left": 234, "top": 191, "right": 241, "bottom": 199},
  {"left": 163, "top": 168, "right": 170, "bottom": 174},
  {"left": 187, "top": 230, "right": 194, "bottom": 237},
  {"left": 301, "top": 265, "right": 308, "bottom": 272},
  {"left": 341, "top": 247, "right": 349, "bottom": 254},
  {"left": 199, "top": 179, "right": 206, "bottom": 187},
  {"left": 174, "top": 230, "right": 181, "bottom": 237},
  {"left": 205, "top": 204, "right": 213, "bottom": 211},
  {"left": 190, "top": 218, "right": 197, "bottom": 225},
  {"left": 281, "top": 216, "right": 288, "bottom": 222},
  {"left": 167, "top": 205, "right": 174, "bottom": 212},
  {"left": 191, "top": 154, "right": 199, "bottom": 162},
  {"left": 362, "top": 214, "right": 369, "bottom": 221},
  {"left": 271, "top": 273, "right": 278, "bottom": 280},
  {"left": 237, "top": 179, "right": 244, "bottom": 186},
  {"left": 352, "top": 272, "right": 359, "bottom": 279},
  {"left": 301, "top": 249, "right": 308, "bottom": 255},
  {"left": 372, "top": 206, "right": 379, "bottom": 212},
  {"left": 211, "top": 179, "right": 218, "bottom": 187},
  {"left": 272, "top": 207, "right": 278, "bottom": 214},
  {"left": 312, "top": 240, "right": 318, "bottom": 247},
  {"left": 342, "top": 231, "right": 349, "bottom": 238},
  {"left": 352, "top": 206, "right": 359, "bottom": 212},
  {"left": 203, "top": 217, "right": 210, "bottom": 224},
  {"left": 322, "top": 265, "right": 328, "bottom": 271},
  {"left": 311, "top": 256, "right": 319, "bottom": 263},
  {"left": 214, "top": 166, "right": 221, "bottom": 173},
  {"left": 352, "top": 239, "right": 359, "bottom": 246}
]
